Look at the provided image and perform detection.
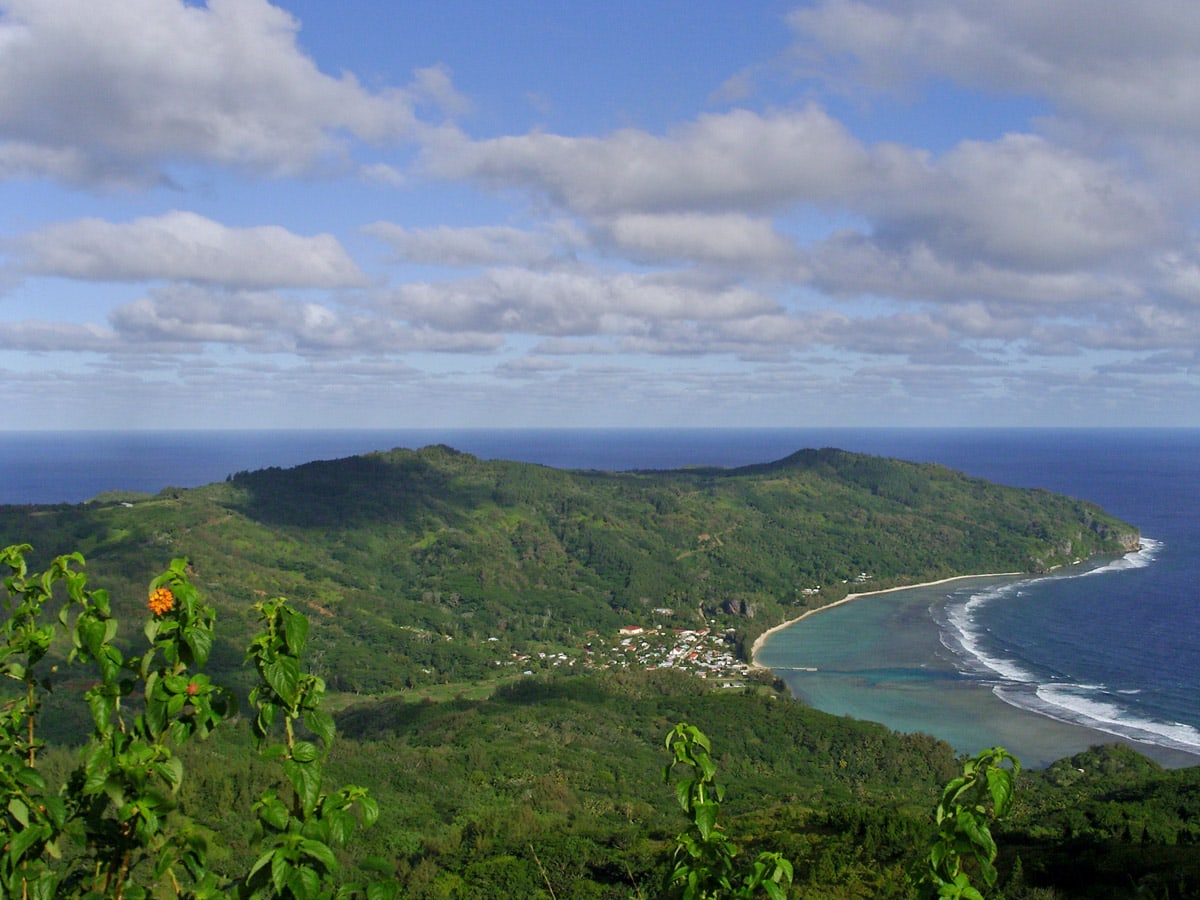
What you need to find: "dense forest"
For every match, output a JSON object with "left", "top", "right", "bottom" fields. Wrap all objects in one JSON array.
[{"left": 3, "top": 446, "right": 1191, "bottom": 898}]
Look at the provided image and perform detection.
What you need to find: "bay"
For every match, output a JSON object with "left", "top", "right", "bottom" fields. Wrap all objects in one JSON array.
[{"left": 754, "top": 429, "right": 1200, "bottom": 768}]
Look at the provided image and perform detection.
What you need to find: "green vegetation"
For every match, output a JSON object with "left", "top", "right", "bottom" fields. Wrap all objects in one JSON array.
[
  {"left": 918, "top": 747, "right": 1019, "bottom": 899},
  {"left": 662, "top": 722, "right": 794, "bottom": 899},
  {"left": 0, "top": 445, "right": 1138, "bottom": 693},
  {"left": 0, "top": 546, "right": 391, "bottom": 899},
  {"left": 3, "top": 447, "right": 1193, "bottom": 898}
]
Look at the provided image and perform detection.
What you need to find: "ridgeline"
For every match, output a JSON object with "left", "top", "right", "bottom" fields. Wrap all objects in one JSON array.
[{"left": 0, "top": 444, "right": 1136, "bottom": 693}]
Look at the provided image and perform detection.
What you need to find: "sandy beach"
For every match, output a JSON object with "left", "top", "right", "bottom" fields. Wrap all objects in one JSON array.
[{"left": 749, "top": 572, "right": 1019, "bottom": 669}]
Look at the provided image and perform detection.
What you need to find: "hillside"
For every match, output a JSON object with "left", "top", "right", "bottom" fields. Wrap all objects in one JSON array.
[{"left": 0, "top": 444, "right": 1137, "bottom": 693}]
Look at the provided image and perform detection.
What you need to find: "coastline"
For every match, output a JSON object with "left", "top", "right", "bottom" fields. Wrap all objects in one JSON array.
[
  {"left": 749, "top": 572, "right": 1020, "bottom": 670},
  {"left": 750, "top": 567, "right": 1200, "bottom": 769}
]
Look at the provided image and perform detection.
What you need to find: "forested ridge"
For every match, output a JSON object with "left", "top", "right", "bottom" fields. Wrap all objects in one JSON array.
[
  {"left": 4, "top": 445, "right": 1190, "bottom": 898},
  {"left": 0, "top": 445, "right": 1136, "bottom": 693}
]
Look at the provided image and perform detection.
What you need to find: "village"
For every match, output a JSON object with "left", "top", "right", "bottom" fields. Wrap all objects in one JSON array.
[{"left": 502, "top": 621, "right": 755, "bottom": 685}]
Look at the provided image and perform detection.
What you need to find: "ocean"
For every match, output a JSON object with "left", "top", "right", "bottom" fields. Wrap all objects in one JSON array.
[{"left": 1, "top": 427, "right": 1197, "bottom": 767}]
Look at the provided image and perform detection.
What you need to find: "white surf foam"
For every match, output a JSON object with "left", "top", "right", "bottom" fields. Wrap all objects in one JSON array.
[{"left": 936, "top": 539, "right": 1200, "bottom": 754}]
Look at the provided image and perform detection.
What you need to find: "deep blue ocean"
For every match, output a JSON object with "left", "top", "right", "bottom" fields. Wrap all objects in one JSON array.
[{"left": 1, "top": 427, "right": 1197, "bottom": 759}]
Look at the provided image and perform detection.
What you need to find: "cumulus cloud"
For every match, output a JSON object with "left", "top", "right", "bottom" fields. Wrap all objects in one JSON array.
[
  {"left": 789, "top": 0, "right": 1200, "bottom": 133},
  {"left": 425, "top": 102, "right": 1165, "bottom": 282},
  {"left": 787, "top": 0, "right": 1200, "bottom": 204},
  {"left": 598, "top": 213, "right": 798, "bottom": 267},
  {"left": 109, "top": 287, "right": 300, "bottom": 345},
  {"left": 107, "top": 284, "right": 504, "bottom": 355},
  {"left": 382, "top": 268, "right": 780, "bottom": 337},
  {"left": 17, "top": 211, "right": 367, "bottom": 289},
  {"left": 807, "top": 232, "right": 1143, "bottom": 306},
  {"left": 866, "top": 135, "right": 1166, "bottom": 272},
  {"left": 364, "top": 222, "right": 582, "bottom": 268},
  {"left": 0, "top": 2, "right": 1194, "bottom": 426},
  {"left": 0, "top": 0, "right": 444, "bottom": 185},
  {"left": 424, "top": 105, "right": 871, "bottom": 215}
]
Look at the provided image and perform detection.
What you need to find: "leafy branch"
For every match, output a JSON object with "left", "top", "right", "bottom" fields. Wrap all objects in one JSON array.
[
  {"left": 0, "top": 544, "right": 392, "bottom": 900},
  {"left": 917, "top": 746, "right": 1020, "bottom": 899},
  {"left": 662, "top": 722, "right": 793, "bottom": 900}
]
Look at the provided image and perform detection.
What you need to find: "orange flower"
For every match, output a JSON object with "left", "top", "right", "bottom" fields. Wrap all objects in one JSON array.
[{"left": 148, "top": 587, "right": 175, "bottom": 616}]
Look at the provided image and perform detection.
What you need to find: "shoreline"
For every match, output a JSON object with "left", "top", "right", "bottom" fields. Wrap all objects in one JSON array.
[
  {"left": 749, "top": 572, "right": 1021, "bottom": 669},
  {"left": 750, "top": 566, "right": 1200, "bottom": 769}
]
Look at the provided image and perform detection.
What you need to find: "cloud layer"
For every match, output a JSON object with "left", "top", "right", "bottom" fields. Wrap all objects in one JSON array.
[{"left": 0, "top": 0, "right": 1197, "bottom": 427}]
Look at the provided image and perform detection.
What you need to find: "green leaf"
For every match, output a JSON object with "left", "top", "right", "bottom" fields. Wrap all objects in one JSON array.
[
  {"left": 694, "top": 800, "right": 718, "bottom": 840},
  {"left": 359, "top": 795, "right": 379, "bottom": 828},
  {"left": 958, "top": 810, "right": 996, "bottom": 861},
  {"left": 42, "top": 796, "right": 66, "bottom": 830},
  {"left": 9, "top": 823, "right": 46, "bottom": 866},
  {"left": 282, "top": 607, "right": 310, "bottom": 656},
  {"left": 292, "top": 740, "right": 319, "bottom": 764},
  {"left": 183, "top": 624, "right": 213, "bottom": 667},
  {"left": 259, "top": 798, "right": 290, "bottom": 831},
  {"left": 988, "top": 769, "right": 1014, "bottom": 816},
  {"left": 325, "top": 808, "right": 353, "bottom": 847},
  {"left": 675, "top": 778, "right": 694, "bottom": 812},
  {"left": 144, "top": 695, "right": 168, "bottom": 739},
  {"left": 87, "top": 690, "right": 112, "bottom": 734},
  {"left": 299, "top": 837, "right": 338, "bottom": 871},
  {"left": 247, "top": 848, "right": 275, "bottom": 882},
  {"left": 303, "top": 709, "right": 336, "bottom": 748},
  {"left": 8, "top": 796, "right": 29, "bottom": 827},
  {"left": 13, "top": 766, "right": 46, "bottom": 790},
  {"left": 271, "top": 849, "right": 293, "bottom": 894},
  {"left": 263, "top": 655, "right": 301, "bottom": 706},
  {"left": 283, "top": 758, "right": 322, "bottom": 817},
  {"left": 158, "top": 756, "right": 184, "bottom": 793},
  {"left": 76, "top": 614, "right": 105, "bottom": 656},
  {"left": 288, "top": 864, "right": 321, "bottom": 899}
]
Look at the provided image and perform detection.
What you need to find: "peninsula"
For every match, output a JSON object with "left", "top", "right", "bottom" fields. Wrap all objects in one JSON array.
[{"left": 0, "top": 444, "right": 1138, "bottom": 693}]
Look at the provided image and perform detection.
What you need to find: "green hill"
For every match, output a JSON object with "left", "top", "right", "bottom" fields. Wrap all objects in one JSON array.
[{"left": 0, "top": 444, "right": 1136, "bottom": 693}]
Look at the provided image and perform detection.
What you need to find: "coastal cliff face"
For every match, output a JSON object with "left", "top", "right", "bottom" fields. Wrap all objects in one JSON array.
[
  {"left": 1088, "top": 517, "right": 1141, "bottom": 553},
  {"left": 1031, "top": 520, "right": 1140, "bottom": 572},
  {"left": 1117, "top": 530, "right": 1142, "bottom": 552}
]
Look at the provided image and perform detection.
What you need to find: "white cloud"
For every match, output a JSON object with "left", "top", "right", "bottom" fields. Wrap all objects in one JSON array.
[
  {"left": 787, "top": 0, "right": 1200, "bottom": 207},
  {"left": 789, "top": 0, "right": 1200, "bottom": 134},
  {"left": 0, "top": 319, "right": 115, "bottom": 352},
  {"left": 426, "top": 104, "right": 1166, "bottom": 284},
  {"left": 867, "top": 135, "right": 1166, "bottom": 272},
  {"left": 0, "top": 0, "right": 431, "bottom": 185},
  {"left": 364, "top": 222, "right": 581, "bottom": 267},
  {"left": 600, "top": 213, "right": 798, "bottom": 267},
  {"left": 18, "top": 211, "right": 367, "bottom": 289},
  {"left": 807, "top": 232, "right": 1143, "bottom": 306},
  {"left": 105, "top": 284, "right": 504, "bottom": 355},
  {"left": 382, "top": 268, "right": 780, "bottom": 337},
  {"left": 424, "top": 105, "right": 871, "bottom": 215},
  {"left": 109, "top": 287, "right": 297, "bottom": 345}
]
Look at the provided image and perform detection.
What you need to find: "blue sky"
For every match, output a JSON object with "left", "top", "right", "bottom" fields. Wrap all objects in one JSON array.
[{"left": 2, "top": 0, "right": 1199, "bottom": 429}]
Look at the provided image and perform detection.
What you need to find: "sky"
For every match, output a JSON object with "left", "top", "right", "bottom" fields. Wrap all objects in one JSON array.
[{"left": 2, "top": 1, "right": 1200, "bottom": 430}]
